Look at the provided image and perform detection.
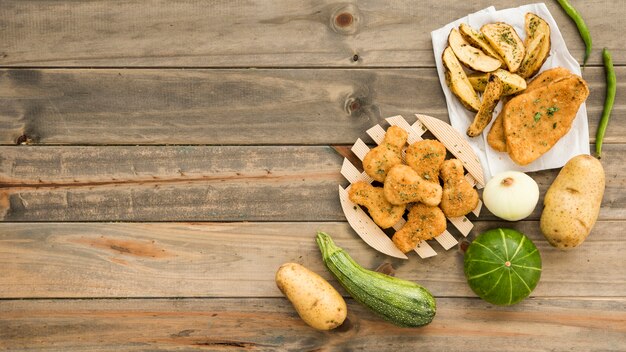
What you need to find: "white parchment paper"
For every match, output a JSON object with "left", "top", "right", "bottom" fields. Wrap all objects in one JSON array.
[{"left": 431, "top": 3, "right": 589, "bottom": 181}]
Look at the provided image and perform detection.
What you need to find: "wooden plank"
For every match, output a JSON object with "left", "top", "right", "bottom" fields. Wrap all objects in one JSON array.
[
  {"left": 0, "top": 146, "right": 343, "bottom": 222},
  {"left": 0, "top": 67, "right": 622, "bottom": 145},
  {"left": 1, "top": 297, "right": 624, "bottom": 351},
  {"left": 0, "top": 221, "right": 622, "bottom": 298},
  {"left": 0, "top": 68, "right": 442, "bottom": 145},
  {"left": 1, "top": 145, "right": 625, "bottom": 221},
  {"left": 0, "top": 0, "right": 620, "bottom": 67}
]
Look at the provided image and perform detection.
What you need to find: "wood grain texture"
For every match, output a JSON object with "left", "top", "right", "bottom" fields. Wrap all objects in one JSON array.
[
  {"left": 0, "top": 146, "right": 343, "bottom": 222},
  {"left": 0, "top": 221, "right": 622, "bottom": 298},
  {"left": 0, "top": 0, "right": 619, "bottom": 67},
  {"left": 0, "top": 67, "right": 622, "bottom": 145},
  {"left": 1, "top": 297, "right": 624, "bottom": 351},
  {"left": 0, "top": 1, "right": 622, "bottom": 349},
  {"left": 1, "top": 145, "right": 625, "bottom": 221},
  {"left": 0, "top": 68, "right": 442, "bottom": 145}
]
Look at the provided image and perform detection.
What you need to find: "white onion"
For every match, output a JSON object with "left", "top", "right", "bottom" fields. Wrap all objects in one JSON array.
[{"left": 483, "top": 171, "right": 539, "bottom": 221}]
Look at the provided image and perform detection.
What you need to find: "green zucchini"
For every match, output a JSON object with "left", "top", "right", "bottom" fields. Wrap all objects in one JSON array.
[{"left": 316, "top": 231, "right": 436, "bottom": 327}]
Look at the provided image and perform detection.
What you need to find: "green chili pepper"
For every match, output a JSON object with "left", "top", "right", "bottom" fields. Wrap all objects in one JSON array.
[
  {"left": 596, "top": 48, "right": 616, "bottom": 158},
  {"left": 556, "top": 0, "right": 592, "bottom": 67}
]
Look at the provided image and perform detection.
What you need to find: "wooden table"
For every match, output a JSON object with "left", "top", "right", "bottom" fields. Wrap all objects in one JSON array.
[{"left": 0, "top": 1, "right": 624, "bottom": 350}]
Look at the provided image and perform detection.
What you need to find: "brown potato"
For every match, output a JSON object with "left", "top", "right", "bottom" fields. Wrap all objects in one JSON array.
[
  {"left": 540, "top": 155, "right": 605, "bottom": 249},
  {"left": 276, "top": 263, "right": 347, "bottom": 330}
]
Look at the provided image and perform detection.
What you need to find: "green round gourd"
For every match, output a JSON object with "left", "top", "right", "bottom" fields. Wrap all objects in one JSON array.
[{"left": 464, "top": 228, "right": 542, "bottom": 305}]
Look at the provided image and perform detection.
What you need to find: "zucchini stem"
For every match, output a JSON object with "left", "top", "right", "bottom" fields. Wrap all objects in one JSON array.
[{"left": 316, "top": 231, "right": 343, "bottom": 261}]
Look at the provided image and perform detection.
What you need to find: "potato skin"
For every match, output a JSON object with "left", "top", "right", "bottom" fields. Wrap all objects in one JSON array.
[
  {"left": 540, "top": 155, "right": 605, "bottom": 249},
  {"left": 275, "top": 263, "right": 347, "bottom": 330}
]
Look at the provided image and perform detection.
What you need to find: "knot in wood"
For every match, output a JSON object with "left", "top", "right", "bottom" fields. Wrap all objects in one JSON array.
[
  {"left": 345, "top": 97, "right": 363, "bottom": 115},
  {"left": 16, "top": 134, "right": 34, "bottom": 145},
  {"left": 329, "top": 4, "right": 360, "bottom": 35},
  {"left": 335, "top": 12, "right": 353, "bottom": 27}
]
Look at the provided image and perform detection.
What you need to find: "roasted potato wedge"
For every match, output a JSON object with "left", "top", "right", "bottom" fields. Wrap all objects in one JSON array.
[
  {"left": 467, "top": 73, "right": 489, "bottom": 92},
  {"left": 467, "top": 74, "right": 503, "bottom": 137},
  {"left": 481, "top": 22, "right": 525, "bottom": 73},
  {"left": 518, "top": 13, "right": 551, "bottom": 78},
  {"left": 448, "top": 28, "right": 501, "bottom": 73},
  {"left": 467, "top": 69, "right": 526, "bottom": 95},
  {"left": 459, "top": 23, "right": 504, "bottom": 64},
  {"left": 518, "top": 33, "right": 548, "bottom": 79},
  {"left": 443, "top": 46, "right": 481, "bottom": 112},
  {"left": 525, "top": 12, "right": 549, "bottom": 39}
]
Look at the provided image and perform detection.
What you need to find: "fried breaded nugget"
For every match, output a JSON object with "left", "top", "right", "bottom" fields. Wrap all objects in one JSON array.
[
  {"left": 383, "top": 164, "right": 443, "bottom": 206},
  {"left": 348, "top": 181, "right": 406, "bottom": 229},
  {"left": 440, "top": 159, "right": 479, "bottom": 217},
  {"left": 504, "top": 75, "right": 589, "bottom": 165},
  {"left": 487, "top": 67, "right": 574, "bottom": 152},
  {"left": 405, "top": 140, "right": 446, "bottom": 182},
  {"left": 362, "top": 126, "right": 408, "bottom": 182},
  {"left": 392, "top": 204, "right": 447, "bottom": 253}
]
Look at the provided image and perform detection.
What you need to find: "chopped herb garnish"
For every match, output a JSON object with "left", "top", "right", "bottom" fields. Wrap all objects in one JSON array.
[
  {"left": 422, "top": 153, "right": 440, "bottom": 159},
  {"left": 546, "top": 106, "right": 560, "bottom": 116},
  {"left": 533, "top": 98, "right": 541, "bottom": 104},
  {"left": 553, "top": 122, "right": 557, "bottom": 129},
  {"left": 499, "top": 31, "right": 516, "bottom": 46},
  {"left": 529, "top": 18, "right": 539, "bottom": 36},
  {"left": 533, "top": 112, "right": 542, "bottom": 122}
]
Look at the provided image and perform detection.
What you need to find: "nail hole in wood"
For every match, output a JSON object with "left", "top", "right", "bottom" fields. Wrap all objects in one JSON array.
[{"left": 459, "top": 240, "right": 470, "bottom": 253}]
